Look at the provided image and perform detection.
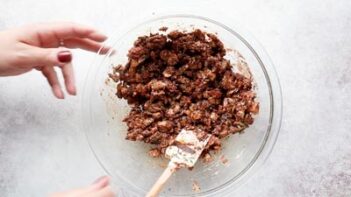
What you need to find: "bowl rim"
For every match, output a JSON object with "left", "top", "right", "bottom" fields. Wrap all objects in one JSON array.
[{"left": 82, "top": 13, "right": 283, "bottom": 196}]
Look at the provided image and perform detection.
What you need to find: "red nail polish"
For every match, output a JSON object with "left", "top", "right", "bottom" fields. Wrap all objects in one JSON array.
[{"left": 58, "top": 51, "right": 72, "bottom": 63}]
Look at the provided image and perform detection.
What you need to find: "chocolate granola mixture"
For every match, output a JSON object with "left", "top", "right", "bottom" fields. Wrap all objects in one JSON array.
[{"left": 110, "top": 29, "right": 259, "bottom": 160}]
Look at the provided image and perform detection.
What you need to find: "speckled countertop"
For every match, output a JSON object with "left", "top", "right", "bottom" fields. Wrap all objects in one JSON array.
[{"left": 0, "top": 0, "right": 350, "bottom": 196}]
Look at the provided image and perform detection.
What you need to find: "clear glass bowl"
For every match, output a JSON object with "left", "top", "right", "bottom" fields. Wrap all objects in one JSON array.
[{"left": 82, "top": 14, "right": 282, "bottom": 197}]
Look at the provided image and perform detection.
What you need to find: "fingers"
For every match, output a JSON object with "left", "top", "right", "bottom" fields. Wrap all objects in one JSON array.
[
  {"left": 21, "top": 39, "right": 109, "bottom": 69},
  {"left": 63, "top": 38, "right": 111, "bottom": 54},
  {"left": 21, "top": 46, "right": 72, "bottom": 67},
  {"left": 49, "top": 188, "right": 87, "bottom": 197},
  {"left": 50, "top": 176, "right": 115, "bottom": 197},
  {"left": 41, "top": 62, "right": 76, "bottom": 99},
  {"left": 27, "top": 46, "right": 76, "bottom": 98},
  {"left": 36, "top": 22, "right": 107, "bottom": 42},
  {"left": 61, "top": 62, "right": 76, "bottom": 95},
  {"left": 41, "top": 66, "right": 64, "bottom": 99},
  {"left": 92, "top": 186, "right": 115, "bottom": 197},
  {"left": 20, "top": 22, "right": 108, "bottom": 49}
]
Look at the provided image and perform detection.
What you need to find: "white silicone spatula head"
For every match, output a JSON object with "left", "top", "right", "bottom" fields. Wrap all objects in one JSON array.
[
  {"left": 165, "top": 129, "right": 211, "bottom": 167},
  {"left": 146, "top": 129, "right": 211, "bottom": 197}
]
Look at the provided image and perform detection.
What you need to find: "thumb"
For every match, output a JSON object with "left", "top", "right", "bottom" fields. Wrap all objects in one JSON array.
[{"left": 23, "top": 46, "right": 72, "bottom": 67}]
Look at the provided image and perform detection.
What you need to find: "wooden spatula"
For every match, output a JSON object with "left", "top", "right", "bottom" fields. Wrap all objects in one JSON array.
[{"left": 146, "top": 129, "right": 211, "bottom": 197}]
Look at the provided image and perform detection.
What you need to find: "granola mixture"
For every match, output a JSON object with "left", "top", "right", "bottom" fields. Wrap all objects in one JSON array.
[{"left": 109, "top": 29, "right": 259, "bottom": 159}]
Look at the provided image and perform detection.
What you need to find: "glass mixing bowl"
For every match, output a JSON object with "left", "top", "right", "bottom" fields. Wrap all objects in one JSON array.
[{"left": 82, "top": 14, "right": 282, "bottom": 196}]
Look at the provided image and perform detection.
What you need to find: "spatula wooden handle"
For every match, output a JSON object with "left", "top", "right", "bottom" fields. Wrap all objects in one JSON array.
[{"left": 146, "top": 162, "right": 177, "bottom": 197}]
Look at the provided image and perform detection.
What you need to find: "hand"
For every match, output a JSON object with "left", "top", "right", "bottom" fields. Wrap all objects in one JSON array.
[
  {"left": 0, "top": 22, "right": 109, "bottom": 99},
  {"left": 50, "top": 176, "right": 115, "bottom": 197}
]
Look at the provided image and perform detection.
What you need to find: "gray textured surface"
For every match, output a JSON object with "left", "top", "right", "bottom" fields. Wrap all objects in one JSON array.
[{"left": 0, "top": 0, "right": 351, "bottom": 196}]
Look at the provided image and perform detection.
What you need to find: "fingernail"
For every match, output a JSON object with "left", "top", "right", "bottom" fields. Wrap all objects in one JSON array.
[
  {"left": 93, "top": 176, "right": 106, "bottom": 184},
  {"left": 67, "top": 83, "right": 77, "bottom": 96},
  {"left": 58, "top": 91, "right": 65, "bottom": 99},
  {"left": 72, "top": 87, "right": 77, "bottom": 95},
  {"left": 107, "top": 48, "right": 116, "bottom": 56},
  {"left": 99, "top": 33, "right": 108, "bottom": 40},
  {"left": 95, "top": 32, "right": 108, "bottom": 40},
  {"left": 53, "top": 86, "right": 64, "bottom": 99},
  {"left": 92, "top": 176, "right": 110, "bottom": 190},
  {"left": 58, "top": 51, "right": 72, "bottom": 63}
]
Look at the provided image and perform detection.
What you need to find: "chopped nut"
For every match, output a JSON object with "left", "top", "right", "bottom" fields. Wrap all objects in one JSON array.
[
  {"left": 220, "top": 155, "right": 229, "bottom": 166},
  {"left": 163, "top": 66, "right": 175, "bottom": 78},
  {"left": 157, "top": 121, "right": 173, "bottom": 133},
  {"left": 203, "top": 153, "right": 213, "bottom": 163},
  {"left": 192, "top": 181, "right": 201, "bottom": 192},
  {"left": 149, "top": 148, "right": 161, "bottom": 157},
  {"left": 160, "top": 50, "right": 179, "bottom": 66},
  {"left": 248, "top": 102, "right": 259, "bottom": 114},
  {"left": 149, "top": 80, "right": 167, "bottom": 91},
  {"left": 190, "top": 110, "right": 202, "bottom": 121},
  {"left": 210, "top": 112, "right": 219, "bottom": 121},
  {"left": 159, "top": 26, "right": 168, "bottom": 32}
]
